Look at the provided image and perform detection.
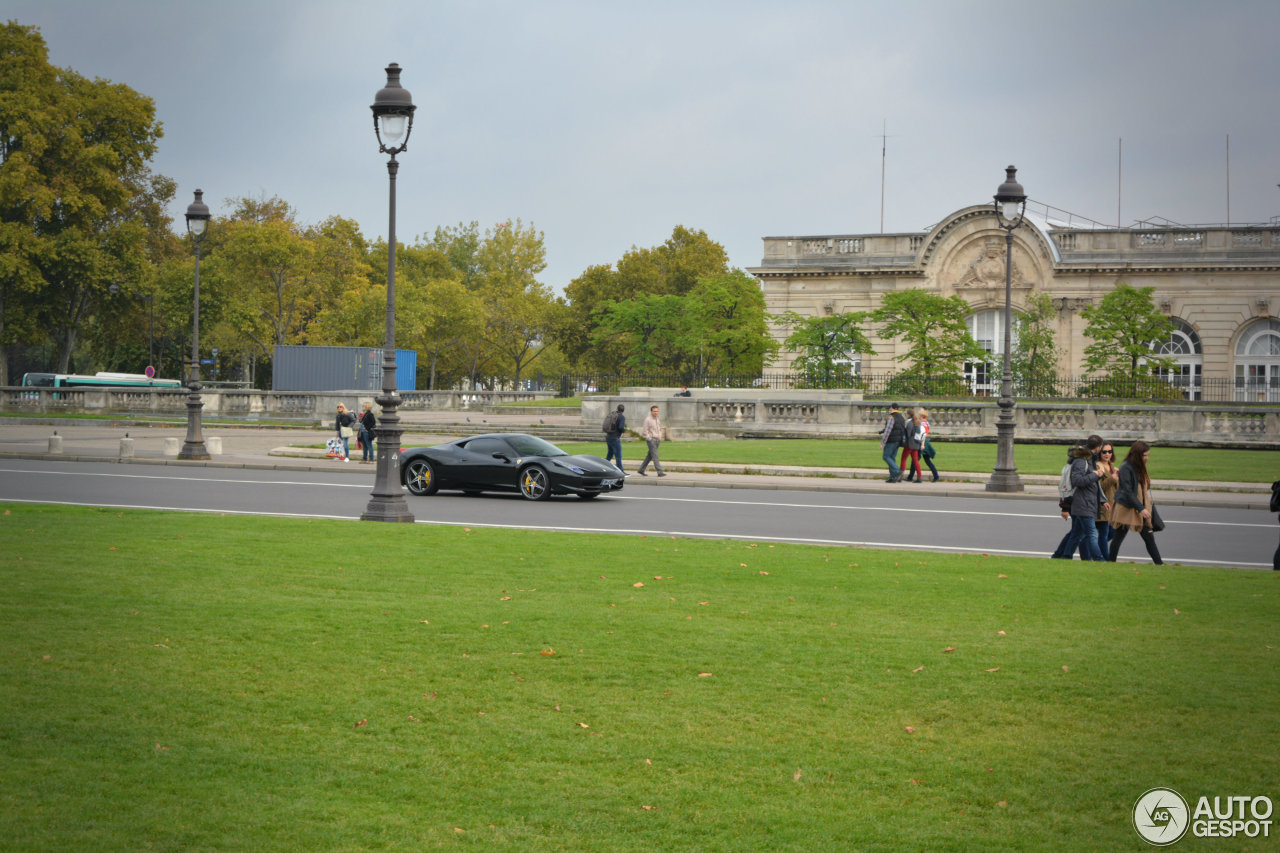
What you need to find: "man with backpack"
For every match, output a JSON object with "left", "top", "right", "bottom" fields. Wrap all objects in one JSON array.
[
  {"left": 1051, "top": 435, "right": 1109, "bottom": 560},
  {"left": 603, "top": 403, "right": 627, "bottom": 474},
  {"left": 879, "top": 403, "right": 907, "bottom": 483}
]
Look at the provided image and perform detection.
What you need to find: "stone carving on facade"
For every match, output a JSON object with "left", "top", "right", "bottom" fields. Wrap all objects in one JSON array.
[{"left": 958, "top": 238, "right": 1028, "bottom": 289}]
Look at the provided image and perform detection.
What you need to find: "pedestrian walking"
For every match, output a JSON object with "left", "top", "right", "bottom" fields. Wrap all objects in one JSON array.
[
  {"left": 334, "top": 403, "right": 356, "bottom": 462},
  {"left": 1107, "top": 440, "right": 1163, "bottom": 564},
  {"left": 1271, "top": 479, "right": 1280, "bottom": 570},
  {"left": 1051, "top": 435, "right": 1105, "bottom": 559},
  {"left": 916, "top": 408, "right": 940, "bottom": 482},
  {"left": 359, "top": 401, "right": 377, "bottom": 463},
  {"left": 899, "top": 408, "right": 924, "bottom": 482},
  {"left": 1057, "top": 438, "right": 1109, "bottom": 561},
  {"left": 879, "top": 403, "right": 907, "bottom": 483},
  {"left": 1094, "top": 442, "right": 1119, "bottom": 558},
  {"left": 603, "top": 403, "right": 627, "bottom": 473},
  {"left": 637, "top": 405, "right": 667, "bottom": 477}
]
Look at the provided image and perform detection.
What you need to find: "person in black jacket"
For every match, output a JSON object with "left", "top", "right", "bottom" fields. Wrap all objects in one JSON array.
[
  {"left": 879, "top": 403, "right": 906, "bottom": 483},
  {"left": 358, "top": 401, "right": 377, "bottom": 463},
  {"left": 1067, "top": 440, "right": 1110, "bottom": 561},
  {"left": 604, "top": 404, "right": 627, "bottom": 474},
  {"left": 334, "top": 403, "right": 357, "bottom": 462},
  {"left": 1107, "top": 440, "right": 1163, "bottom": 565}
]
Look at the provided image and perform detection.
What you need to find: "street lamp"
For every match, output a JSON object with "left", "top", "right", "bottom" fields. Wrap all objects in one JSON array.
[
  {"left": 985, "top": 166, "right": 1026, "bottom": 493},
  {"left": 178, "top": 188, "right": 211, "bottom": 461},
  {"left": 362, "top": 63, "right": 416, "bottom": 522}
]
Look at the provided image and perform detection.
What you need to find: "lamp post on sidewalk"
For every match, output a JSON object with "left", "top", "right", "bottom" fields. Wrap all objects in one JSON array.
[
  {"left": 178, "top": 189, "right": 211, "bottom": 461},
  {"left": 362, "top": 63, "right": 415, "bottom": 522},
  {"left": 985, "top": 166, "right": 1026, "bottom": 493}
]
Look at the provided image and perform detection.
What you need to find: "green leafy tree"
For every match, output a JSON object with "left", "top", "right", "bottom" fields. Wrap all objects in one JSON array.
[
  {"left": 1081, "top": 281, "right": 1176, "bottom": 394},
  {"left": 0, "top": 22, "right": 169, "bottom": 380},
  {"left": 779, "top": 310, "right": 876, "bottom": 388},
  {"left": 686, "top": 271, "right": 778, "bottom": 374},
  {"left": 589, "top": 293, "right": 688, "bottom": 372},
  {"left": 476, "top": 219, "right": 559, "bottom": 387},
  {"left": 871, "top": 289, "right": 986, "bottom": 378},
  {"left": 1010, "top": 291, "right": 1063, "bottom": 395}
]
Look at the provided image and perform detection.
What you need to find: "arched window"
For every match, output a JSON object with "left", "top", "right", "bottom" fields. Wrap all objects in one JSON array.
[
  {"left": 1150, "top": 318, "right": 1202, "bottom": 399},
  {"left": 1234, "top": 318, "right": 1280, "bottom": 402},
  {"left": 964, "top": 309, "right": 1018, "bottom": 395}
]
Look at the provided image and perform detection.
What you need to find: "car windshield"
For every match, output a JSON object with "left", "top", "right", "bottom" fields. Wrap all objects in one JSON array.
[{"left": 505, "top": 435, "right": 567, "bottom": 458}]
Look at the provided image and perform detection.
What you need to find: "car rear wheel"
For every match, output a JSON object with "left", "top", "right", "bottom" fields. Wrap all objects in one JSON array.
[
  {"left": 404, "top": 458, "right": 438, "bottom": 496},
  {"left": 519, "top": 465, "right": 550, "bottom": 501}
]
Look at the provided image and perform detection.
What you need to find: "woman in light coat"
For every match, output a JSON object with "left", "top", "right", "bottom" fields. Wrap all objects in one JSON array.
[{"left": 1107, "top": 440, "right": 1163, "bottom": 564}]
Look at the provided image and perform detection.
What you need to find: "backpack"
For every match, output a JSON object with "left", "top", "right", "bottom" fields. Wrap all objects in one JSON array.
[
  {"left": 1058, "top": 463, "right": 1076, "bottom": 502},
  {"left": 602, "top": 410, "right": 619, "bottom": 434}
]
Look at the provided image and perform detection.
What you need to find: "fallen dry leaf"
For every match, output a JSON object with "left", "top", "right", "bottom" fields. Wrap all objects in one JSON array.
[
  {"left": 540, "top": 649, "right": 556, "bottom": 656},
  {"left": 793, "top": 769, "right": 803, "bottom": 781},
  {"left": 354, "top": 719, "right": 367, "bottom": 729},
  {"left": 698, "top": 672, "right": 713, "bottom": 678},
  {"left": 985, "top": 667, "right": 1001, "bottom": 673},
  {"left": 997, "top": 573, "right": 1008, "bottom": 578},
  {"left": 912, "top": 665, "right": 925, "bottom": 673},
  {"left": 500, "top": 596, "right": 512, "bottom": 601},
  {"left": 633, "top": 582, "right": 644, "bottom": 588},
  {"left": 577, "top": 722, "right": 590, "bottom": 728},
  {"left": 997, "top": 801, "right": 1008, "bottom": 808},
  {"left": 1173, "top": 608, "right": 1181, "bottom": 615},
  {"left": 1061, "top": 665, "right": 1070, "bottom": 672},
  {"left": 904, "top": 726, "right": 916, "bottom": 734},
  {"left": 641, "top": 805, "right": 658, "bottom": 811},
  {"left": 997, "top": 630, "right": 1006, "bottom": 636},
  {"left": 942, "top": 646, "right": 957, "bottom": 653},
  {"left": 759, "top": 571, "right": 770, "bottom": 575}
]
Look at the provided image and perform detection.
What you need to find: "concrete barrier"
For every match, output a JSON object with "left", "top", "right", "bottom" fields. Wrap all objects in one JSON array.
[{"left": 163, "top": 437, "right": 180, "bottom": 457}]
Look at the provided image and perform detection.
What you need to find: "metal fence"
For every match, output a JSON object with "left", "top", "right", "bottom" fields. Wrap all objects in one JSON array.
[{"left": 556, "top": 373, "right": 1276, "bottom": 404}]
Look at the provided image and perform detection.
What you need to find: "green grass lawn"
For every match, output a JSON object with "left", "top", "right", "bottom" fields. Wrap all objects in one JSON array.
[
  {"left": 2, "top": 504, "right": 1276, "bottom": 851},
  {"left": 555, "top": 439, "right": 1275, "bottom": 482}
]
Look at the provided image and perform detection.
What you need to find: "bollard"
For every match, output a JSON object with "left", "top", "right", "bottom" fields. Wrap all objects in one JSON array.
[
  {"left": 48, "top": 434, "right": 63, "bottom": 454},
  {"left": 119, "top": 435, "right": 134, "bottom": 459},
  {"left": 162, "top": 437, "right": 180, "bottom": 457},
  {"left": 206, "top": 436, "right": 222, "bottom": 455}
]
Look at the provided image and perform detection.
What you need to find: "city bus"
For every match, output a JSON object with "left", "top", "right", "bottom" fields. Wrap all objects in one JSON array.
[{"left": 21, "top": 372, "right": 184, "bottom": 389}]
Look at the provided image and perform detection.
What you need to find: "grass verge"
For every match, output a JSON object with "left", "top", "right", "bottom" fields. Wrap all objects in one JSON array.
[{"left": 2, "top": 504, "right": 1276, "bottom": 851}]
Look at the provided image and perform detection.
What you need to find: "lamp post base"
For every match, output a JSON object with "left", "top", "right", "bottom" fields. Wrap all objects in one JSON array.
[
  {"left": 362, "top": 397, "right": 414, "bottom": 522},
  {"left": 177, "top": 389, "right": 209, "bottom": 461},
  {"left": 985, "top": 397, "right": 1023, "bottom": 492}
]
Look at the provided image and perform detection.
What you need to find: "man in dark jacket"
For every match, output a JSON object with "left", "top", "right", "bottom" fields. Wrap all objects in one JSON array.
[
  {"left": 1067, "top": 440, "right": 1109, "bottom": 561},
  {"left": 879, "top": 403, "right": 906, "bottom": 483},
  {"left": 604, "top": 404, "right": 627, "bottom": 474}
]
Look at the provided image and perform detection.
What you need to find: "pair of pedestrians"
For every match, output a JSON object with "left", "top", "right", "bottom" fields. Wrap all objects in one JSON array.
[
  {"left": 879, "top": 403, "right": 939, "bottom": 483},
  {"left": 603, "top": 404, "right": 666, "bottom": 477}
]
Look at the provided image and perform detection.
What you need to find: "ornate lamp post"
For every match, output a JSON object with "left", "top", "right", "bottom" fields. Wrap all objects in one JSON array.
[
  {"left": 178, "top": 189, "right": 211, "bottom": 461},
  {"left": 985, "top": 166, "right": 1027, "bottom": 492},
  {"left": 362, "top": 63, "right": 416, "bottom": 522}
]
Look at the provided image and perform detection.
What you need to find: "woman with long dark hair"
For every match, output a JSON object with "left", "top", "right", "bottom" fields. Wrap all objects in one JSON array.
[{"left": 1107, "top": 440, "right": 1163, "bottom": 564}]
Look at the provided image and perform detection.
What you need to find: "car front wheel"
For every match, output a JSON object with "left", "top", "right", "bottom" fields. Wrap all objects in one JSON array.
[
  {"left": 519, "top": 465, "right": 550, "bottom": 501},
  {"left": 404, "top": 458, "right": 438, "bottom": 496}
]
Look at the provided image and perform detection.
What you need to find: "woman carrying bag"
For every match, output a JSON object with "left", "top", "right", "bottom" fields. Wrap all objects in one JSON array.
[
  {"left": 335, "top": 403, "right": 357, "bottom": 462},
  {"left": 1107, "top": 440, "right": 1163, "bottom": 565}
]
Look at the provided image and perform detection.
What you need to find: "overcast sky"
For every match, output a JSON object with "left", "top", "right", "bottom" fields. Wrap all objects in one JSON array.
[{"left": 11, "top": 0, "right": 1280, "bottom": 290}]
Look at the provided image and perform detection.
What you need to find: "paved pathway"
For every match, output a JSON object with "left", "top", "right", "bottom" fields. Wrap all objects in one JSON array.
[{"left": 0, "top": 417, "right": 1269, "bottom": 510}]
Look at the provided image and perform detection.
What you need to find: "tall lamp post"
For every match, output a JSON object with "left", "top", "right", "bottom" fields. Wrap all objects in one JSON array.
[
  {"left": 362, "top": 63, "right": 416, "bottom": 522},
  {"left": 178, "top": 189, "right": 211, "bottom": 461},
  {"left": 985, "top": 166, "right": 1026, "bottom": 493}
]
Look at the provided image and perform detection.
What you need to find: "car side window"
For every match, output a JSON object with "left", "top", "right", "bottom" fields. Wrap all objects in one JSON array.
[{"left": 464, "top": 438, "right": 511, "bottom": 458}]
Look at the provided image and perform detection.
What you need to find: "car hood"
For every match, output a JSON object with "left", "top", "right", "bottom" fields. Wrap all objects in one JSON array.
[{"left": 546, "top": 454, "right": 620, "bottom": 474}]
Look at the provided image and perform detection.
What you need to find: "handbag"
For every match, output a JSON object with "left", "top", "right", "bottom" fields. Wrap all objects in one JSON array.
[
  {"left": 1149, "top": 504, "right": 1165, "bottom": 533},
  {"left": 339, "top": 425, "right": 355, "bottom": 438}
]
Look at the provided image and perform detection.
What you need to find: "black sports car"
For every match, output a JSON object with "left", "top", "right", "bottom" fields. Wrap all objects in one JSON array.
[{"left": 400, "top": 433, "right": 625, "bottom": 500}]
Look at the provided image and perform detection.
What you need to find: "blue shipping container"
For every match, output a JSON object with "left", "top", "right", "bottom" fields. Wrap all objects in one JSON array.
[{"left": 273, "top": 345, "right": 418, "bottom": 392}]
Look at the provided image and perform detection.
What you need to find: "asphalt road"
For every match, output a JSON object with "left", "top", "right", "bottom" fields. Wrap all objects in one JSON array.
[{"left": 1, "top": 459, "right": 1273, "bottom": 569}]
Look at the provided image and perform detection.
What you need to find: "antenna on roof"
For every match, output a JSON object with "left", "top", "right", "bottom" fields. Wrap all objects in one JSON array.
[{"left": 879, "top": 120, "right": 895, "bottom": 234}]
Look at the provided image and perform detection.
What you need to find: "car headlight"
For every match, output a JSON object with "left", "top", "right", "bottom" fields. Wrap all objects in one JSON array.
[{"left": 554, "top": 461, "right": 586, "bottom": 474}]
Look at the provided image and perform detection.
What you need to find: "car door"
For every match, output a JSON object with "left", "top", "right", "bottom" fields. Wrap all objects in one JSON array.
[{"left": 456, "top": 437, "right": 520, "bottom": 491}]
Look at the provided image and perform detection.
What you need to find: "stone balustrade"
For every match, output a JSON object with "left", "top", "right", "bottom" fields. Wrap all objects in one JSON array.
[
  {"left": 1, "top": 387, "right": 555, "bottom": 423},
  {"left": 582, "top": 389, "right": 1279, "bottom": 447}
]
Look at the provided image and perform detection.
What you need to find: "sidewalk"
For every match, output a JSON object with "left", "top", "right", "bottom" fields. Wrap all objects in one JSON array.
[{"left": 0, "top": 418, "right": 1270, "bottom": 510}]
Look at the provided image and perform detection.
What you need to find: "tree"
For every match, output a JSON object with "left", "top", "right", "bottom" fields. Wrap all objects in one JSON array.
[
  {"left": 475, "top": 219, "right": 558, "bottom": 387},
  {"left": 871, "top": 289, "right": 986, "bottom": 378},
  {"left": 779, "top": 310, "right": 876, "bottom": 388},
  {"left": 589, "top": 293, "right": 687, "bottom": 372},
  {"left": 1081, "top": 282, "right": 1176, "bottom": 393},
  {"left": 1009, "top": 291, "right": 1062, "bottom": 394},
  {"left": 558, "top": 226, "right": 730, "bottom": 372},
  {"left": 0, "top": 23, "right": 169, "bottom": 381},
  {"left": 686, "top": 271, "right": 778, "bottom": 375}
]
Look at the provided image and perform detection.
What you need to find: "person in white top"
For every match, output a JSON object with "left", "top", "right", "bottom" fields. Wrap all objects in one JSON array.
[{"left": 637, "top": 405, "right": 667, "bottom": 477}]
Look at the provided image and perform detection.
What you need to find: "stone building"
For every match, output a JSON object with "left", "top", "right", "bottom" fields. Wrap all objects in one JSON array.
[{"left": 749, "top": 203, "right": 1280, "bottom": 402}]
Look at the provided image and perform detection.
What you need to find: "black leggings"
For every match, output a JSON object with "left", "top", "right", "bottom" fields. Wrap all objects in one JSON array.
[{"left": 1108, "top": 526, "right": 1162, "bottom": 565}]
